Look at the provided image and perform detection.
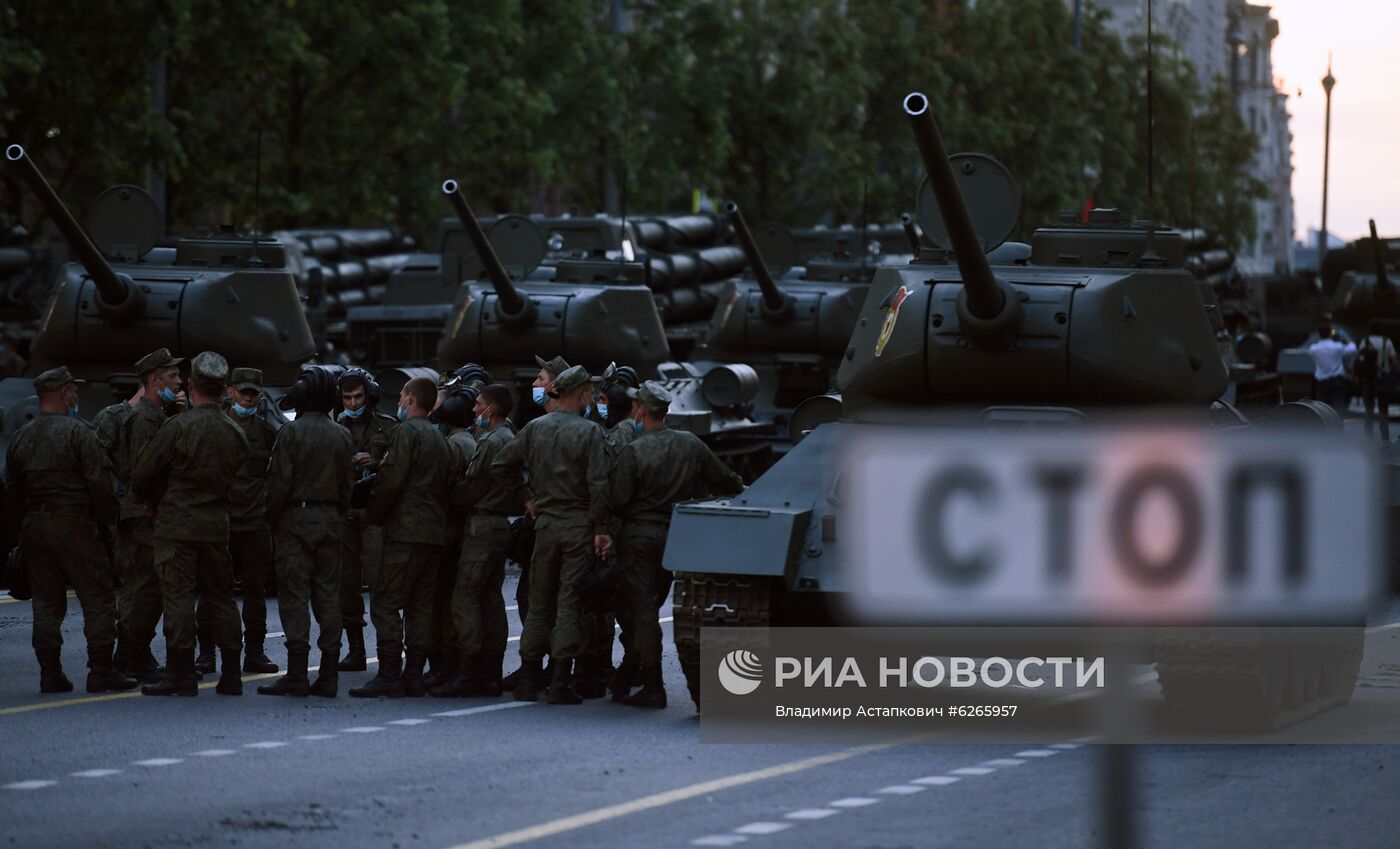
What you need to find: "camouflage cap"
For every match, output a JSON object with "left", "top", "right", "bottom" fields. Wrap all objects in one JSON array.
[
  {"left": 191, "top": 351, "right": 230, "bottom": 384},
  {"left": 135, "top": 347, "right": 183, "bottom": 375},
  {"left": 230, "top": 367, "right": 263, "bottom": 391},
  {"left": 33, "top": 365, "right": 85, "bottom": 393},
  {"left": 534, "top": 354, "right": 570, "bottom": 378},
  {"left": 626, "top": 380, "right": 672, "bottom": 412},
  {"left": 551, "top": 364, "right": 592, "bottom": 395}
]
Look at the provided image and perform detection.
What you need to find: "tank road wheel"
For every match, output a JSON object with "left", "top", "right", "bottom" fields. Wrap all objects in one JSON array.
[
  {"left": 671, "top": 573, "right": 773, "bottom": 711},
  {"left": 1154, "top": 627, "right": 1364, "bottom": 733}
]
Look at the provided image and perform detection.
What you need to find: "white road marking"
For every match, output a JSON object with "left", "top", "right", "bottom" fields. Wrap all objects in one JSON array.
[
  {"left": 297, "top": 734, "right": 337, "bottom": 741},
  {"left": 431, "top": 702, "right": 535, "bottom": 719},
  {"left": 132, "top": 758, "right": 183, "bottom": 767},
  {"left": 1365, "top": 622, "right": 1400, "bottom": 634},
  {"left": 911, "top": 775, "right": 962, "bottom": 786},
  {"left": 4, "top": 780, "right": 56, "bottom": 790},
  {"left": 341, "top": 726, "right": 385, "bottom": 733},
  {"left": 266, "top": 631, "right": 285, "bottom": 638},
  {"left": 1050, "top": 743, "right": 1081, "bottom": 750},
  {"left": 243, "top": 741, "right": 287, "bottom": 749},
  {"left": 692, "top": 836, "right": 748, "bottom": 847},
  {"left": 71, "top": 769, "right": 123, "bottom": 778},
  {"left": 734, "top": 821, "right": 792, "bottom": 835},
  {"left": 876, "top": 784, "right": 927, "bottom": 795},
  {"left": 828, "top": 797, "right": 880, "bottom": 808},
  {"left": 950, "top": 767, "right": 995, "bottom": 776},
  {"left": 784, "top": 808, "right": 840, "bottom": 820},
  {"left": 983, "top": 758, "right": 1027, "bottom": 767},
  {"left": 191, "top": 749, "right": 237, "bottom": 757},
  {"left": 1015, "top": 749, "right": 1059, "bottom": 758},
  {"left": 388, "top": 718, "right": 432, "bottom": 726}
]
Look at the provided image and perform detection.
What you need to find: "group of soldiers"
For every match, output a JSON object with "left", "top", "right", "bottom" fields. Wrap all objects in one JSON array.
[{"left": 3, "top": 347, "right": 743, "bottom": 708}]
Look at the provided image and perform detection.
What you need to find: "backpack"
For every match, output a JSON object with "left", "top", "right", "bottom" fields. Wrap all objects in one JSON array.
[{"left": 1356, "top": 338, "right": 1379, "bottom": 382}]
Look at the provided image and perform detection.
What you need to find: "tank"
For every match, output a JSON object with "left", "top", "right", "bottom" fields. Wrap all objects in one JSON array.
[
  {"left": 663, "top": 92, "right": 1360, "bottom": 730},
  {"left": 1, "top": 143, "right": 315, "bottom": 438}
]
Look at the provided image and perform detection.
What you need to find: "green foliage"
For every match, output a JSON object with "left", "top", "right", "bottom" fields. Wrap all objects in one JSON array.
[{"left": 0, "top": 0, "right": 1270, "bottom": 249}]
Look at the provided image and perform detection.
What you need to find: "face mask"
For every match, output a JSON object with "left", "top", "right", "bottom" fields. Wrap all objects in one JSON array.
[
  {"left": 632, "top": 419, "right": 645, "bottom": 434},
  {"left": 396, "top": 407, "right": 408, "bottom": 422},
  {"left": 67, "top": 404, "right": 80, "bottom": 418},
  {"left": 340, "top": 405, "right": 366, "bottom": 420},
  {"left": 157, "top": 387, "right": 177, "bottom": 404},
  {"left": 475, "top": 414, "right": 491, "bottom": 429},
  {"left": 582, "top": 402, "right": 593, "bottom": 418},
  {"left": 232, "top": 403, "right": 257, "bottom": 418},
  {"left": 531, "top": 386, "right": 547, "bottom": 407},
  {"left": 596, "top": 403, "right": 608, "bottom": 420},
  {"left": 434, "top": 422, "right": 448, "bottom": 434}
]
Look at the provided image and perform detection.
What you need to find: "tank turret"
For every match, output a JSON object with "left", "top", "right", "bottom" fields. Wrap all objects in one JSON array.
[
  {"left": 725, "top": 202, "right": 794, "bottom": 322},
  {"left": 442, "top": 179, "right": 537, "bottom": 327}
]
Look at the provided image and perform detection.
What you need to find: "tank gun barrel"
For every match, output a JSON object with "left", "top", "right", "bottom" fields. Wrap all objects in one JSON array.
[
  {"left": 900, "top": 213, "right": 921, "bottom": 255},
  {"left": 442, "top": 179, "right": 535, "bottom": 325},
  {"left": 725, "top": 201, "right": 794, "bottom": 322},
  {"left": 1370, "top": 219, "right": 1391, "bottom": 293},
  {"left": 902, "top": 94, "right": 1004, "bottom": 321},
  {"left": 5, "top": 143, "right": 145, "bottom": 323}
]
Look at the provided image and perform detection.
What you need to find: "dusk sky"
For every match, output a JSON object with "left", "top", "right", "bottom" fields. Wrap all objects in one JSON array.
[{"left": 1266, "top": 0, "right": 1400, "bottom": 244}]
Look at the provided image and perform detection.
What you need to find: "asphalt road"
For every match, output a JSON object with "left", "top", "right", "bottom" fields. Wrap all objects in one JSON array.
[{"left": 2, "top": 576, "right": 1399, "bottom": 849}]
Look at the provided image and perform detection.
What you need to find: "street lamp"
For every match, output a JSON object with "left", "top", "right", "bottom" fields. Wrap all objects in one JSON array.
[{"left": 1320, "top": 54, "right": 1336, "bottom": 266}]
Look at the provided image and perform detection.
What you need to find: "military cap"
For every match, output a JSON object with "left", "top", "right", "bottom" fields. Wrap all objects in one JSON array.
[
  {"left": 191, "top": 351, "right": 230, "bottom": 383},
  {"left": 230, "top": 368, "right": 263, "bottom": 391},
  {"left": 33, "top": 366, "right": 85, "bottom": 393},
  {"left": 551, "top": 364, "right": 592, "bottom": 395},
  {"left": 626, "top": 380, "right": 672, "bottom": 412},
  {"left": 534, "top": 355, "right": 570, "bottom": 378},
  {"left": 135, "top": 347, "right": 184, "bottom": 375}
]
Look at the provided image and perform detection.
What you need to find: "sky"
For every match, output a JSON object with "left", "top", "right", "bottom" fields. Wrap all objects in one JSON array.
[{"left": 1264, "top": 0, "right": 1400, "bottom": 243}]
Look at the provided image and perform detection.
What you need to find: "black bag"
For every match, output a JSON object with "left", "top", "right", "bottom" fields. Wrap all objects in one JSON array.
[
  {"left": 3, "top": 546, "right": 31, "bottom": 601},
  {"left": 506, "top": 514, "right": 536, "bottom": 568},
  {"left": 579, "top": 553, "right": 618, "bottom": 614},
  {"left": 1356, "top": 338, "right": 1380, "bottom": 382}
]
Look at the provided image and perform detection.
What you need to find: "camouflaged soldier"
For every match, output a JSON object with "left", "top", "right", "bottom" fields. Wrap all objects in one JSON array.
[
  {"left": 4, "top": 367, "right": 137, "bottom": 694},
  {"left": 258, "top": 368, "right": 353, "bottom": 698},
  {"left": 610, "top": 381, "right": 743, "bottom": 708},
  {"left": 493, "top": 365, "right": 611, "bottom": 705},
  {"left": 194, "top": 368, "right": 280, "bottom": 675},
  {"left": 132, "top": 352, "right": 250, "bottom": 697},
  {"left": 433, "top": 384, "right": 523, "bottom": 697},
  {"left": 112, "top": 347, "right": 187, "bottom": 682},
  {"left": 424, "top": 386, "right": 478, "bottom": 690},
  {"left": 350, "top": 377, "right": 453, "bottom": 698},
  {"left": 593, "top": 362, "right": 642, "bottom": 700},
  {"left": 335, "top": 367, "right": 397, "bottom": 672}
]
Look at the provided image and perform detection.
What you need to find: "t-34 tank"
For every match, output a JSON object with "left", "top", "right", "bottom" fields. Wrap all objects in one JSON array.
[
  {"left": 663, "top": 93, "right": 1361, "bottom": 729},
  {"left": 0, "top": 144, "right": 315, "bottom": 437}
]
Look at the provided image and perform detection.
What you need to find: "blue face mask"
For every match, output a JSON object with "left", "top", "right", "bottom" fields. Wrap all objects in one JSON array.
[
  {"left": 396, "top": 407, "right": 408, "bottom": 422},
  {"left": 67, "top": 404, "right": 80, "bottom": 418},
  {"left": 340, "top": 405, "right": 366, "bottom": 420},
  {"left": 157, "top": 387, "right": 177, "bottom": 404},
  {"left": 531, "top": 387, "right": 547, "bottom": 407},
  {"left": 583, "top": 402, "right": 593, "bottom": 418},
  {"left": 475, "top": 414, "right": 491, "bottom": 429},
  {"left": 231, "top": 402, "right": 257, "bottom": 418},
  {"left": 596, "top": 403, "right": 608, "bottom": 420},
  {"left": 632, "top": 419, "right": 645, "bottom": 434}
]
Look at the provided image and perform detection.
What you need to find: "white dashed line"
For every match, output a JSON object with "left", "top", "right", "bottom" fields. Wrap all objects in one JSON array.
[
  {"left": 983, "top": 758, "right": 1027, "bottom": 767},
  {"left": 734, "top": 822, "right": 793, "bottom": 835},
  {"left": 877, "top": 784, "right": 927, "bottom": 795},
  {"left": 828, "top": 797, "right": 880, "bottom": 808},
  {"left": 266, "top": 631, "right": 285, "bottom": 638},
  {"left": 1015, "top": 749, "right": 1059, "bottom": 758},
  {"left": 912, "top": 775, "right": 962, "bottom": 786},
  {"left": 191, "top": 749, "right": 237, "bottom": 757},
  {"left": 1050, "top": 743, "right": 1081, "bottom": 750},
  {"left": 387, "top": 718, "right": 432, "bottom": 726},
  {"left": 691, "top": 836, "right": 748, "bottom": 847},
  {"left": 785, "top": 808, "right": 840, "bottom": 820},
  {"left": 430, "top": 702, "right": 535, "bottom": 718},
  {"left": 297, "top": 734, "right": 337, "bottom": 741},
  {"left": 341, "top": 726, "right": 386, "bottom": 733},
  {"left": 950, "top": 766, "right": 995, "bottom": 776},
  {"left": 71, "top": 769, "right": 122, "bottom": 778},
  {"left": 4, "top": 780, "right": 56, "bottom": 790},
  {"left": 132, "top": 758, "right": 183, "bottom": 767},
  {"left": 243, "top": 741, "right": 287, "bottom": 749}
]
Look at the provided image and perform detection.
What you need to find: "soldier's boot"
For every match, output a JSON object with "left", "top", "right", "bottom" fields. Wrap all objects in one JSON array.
[
  {"left": 37, "top": 650, "right": 73, "bottom": 694},
  {"left": 426, "top": 647, "right": 459, "bottom": 690},
  {"left": 120, "top": 643, "right": 165, "bottom": 684},
  {"left": 216, "top": 647, "right": 244, "bottom": 696},
  {"left": 256, "top": 648, "right": 310, "bottom": 697},
  {"left": 478, "top": 650, "right": 504, "bottom": 697},
  {"left": 242, "top": 627, "right": 279, "bottom": 674},
  {"left": 546, "top": 658, "right": 583, "bottom": 706},
  {"left": 402, "top": 652, "right": 427, "bottom": 698},
  {"left": 338, "top": 626, "right": 368, "bottom": 672},
  {"left": 142, "top": 649, "right": 198, "bottom": 697},
  {"left": 349, "top": 652, "right": 405, "bottom": 698},
  {"left": 622, "top": 666, "right": 667, "bottom": 709},
  {"left": 430, "top": 653, "right": 480, "bottom": 697},
  {"left": 309, "top": 654, "right": 339, "bottom": 698},
  {"left": 574, "top": 654, "right": 607, "bottom": 700},
  {"left": 512, "top": 658, "right": 544, "bottom": 702},
  {"left": 87, "top": 648, "right": 138, "bottom": 693},
  {"left": 194, "top": 626, "right": 217, "bottom": 677},
  {"left": 610, "top": 656, "right": 640, "bottom": 703}
]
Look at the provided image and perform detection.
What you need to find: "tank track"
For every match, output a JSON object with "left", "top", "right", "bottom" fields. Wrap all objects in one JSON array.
[
  {"left": 1154, "top": 628, "right": 1363, "bottom": 732},
  {"left": 672, "top": 573, "right": 773, "bottom": 711}
]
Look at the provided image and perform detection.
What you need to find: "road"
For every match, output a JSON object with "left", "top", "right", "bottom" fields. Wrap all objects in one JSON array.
[{"left": 1, "top": 576, "right": 1398, "bottom": 849}]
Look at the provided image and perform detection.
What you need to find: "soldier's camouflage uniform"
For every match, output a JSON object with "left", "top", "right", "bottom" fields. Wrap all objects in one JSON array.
[
  {"left": 114, "top": 396, "right": 169, "bottom": 666},
  {"left": 337, "top": 409, "right": 397, "bottom": 627},
  {"left": 433, "top": 427, "right": 478, "bottom": 671},
  {"left": 492, "top": 410, "right": 609, "bottom": 666},
  {"left": 90, "top": 400, "right": 134, "bottom": 627},
  {"left": 609, "top": 427, "right": 743, "bottom": 670},
  {"left": 452, "top": 423, "right": 522, "bottom": 678},
  {"left": 131, "top": 404, "right": 249, "bottom": 668},
  {"left": 265, "top": 413, "right": 353, "bottom": 662},
  {"left": 4, "top": 413, "right": 121, "bottom": 672},
  {"left": 591, "top": 420, "right": 641, "bottom": 669}
]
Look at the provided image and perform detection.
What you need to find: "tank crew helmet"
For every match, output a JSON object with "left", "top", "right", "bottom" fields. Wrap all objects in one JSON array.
[
  {"left": 429, "top": 385, "right": 480, "bottom": 429},
  {"left": 279, "top": 364, "right": 340, "bottom": 413},
  {"left": 442, "top": 363, "right": 493, "bottom": 392},
  {"left": 336, "top": 366, "right": 380, "bottom": 410},
  {"left": 598, "top": 362, "right": 640, "bottom": 424}
]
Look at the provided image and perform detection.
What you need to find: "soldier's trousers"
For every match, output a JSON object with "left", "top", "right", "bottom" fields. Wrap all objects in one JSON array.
[
  {"left": 617, "top": 521, "right": 671, "bottom": 669},
  {"left": 153, "top": 538, "right": 240, "bottom": 656},
  {"left": 339, "top": 511, "right": 383, "bottom": 629},
  {"left": 197, "top": 528, "right": 272, "bottom": 643},
  {"left": 519, "top": 516, "right": 592, "bottom": 664},
  {"left": 431, "top": 530, "right": 465, "bottom": 661},
  {"left": 116, "top": 520, "right": 163, "bottom": 652},
  {"left": 25, "top": 515, "right": 118, "bottom": 668},
  {"left": 273, "top": 507, "right": 343, "bottom": 657},
  {"left": 453, "top": 515, "right": 509, "bottom": 661},
  {"left": 370, "top": 541, "right": 441, "bottom": 659}
]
